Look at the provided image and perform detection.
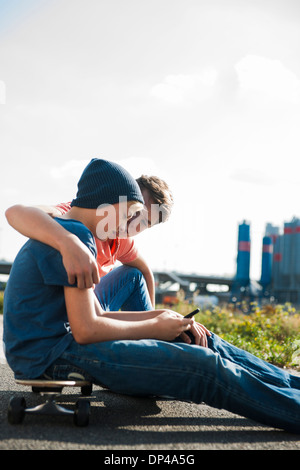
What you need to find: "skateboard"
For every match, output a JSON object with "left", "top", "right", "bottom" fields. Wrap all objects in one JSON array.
[{"left": 8, "top": 379, "right": 93, "bottom": 427}]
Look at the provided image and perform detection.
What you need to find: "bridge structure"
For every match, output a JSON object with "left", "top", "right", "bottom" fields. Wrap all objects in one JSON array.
[
  {"left": 0, "top": 261, "right": 234, "bottom": 290},
  {"left": 153, "top": 270, "right": 233, "bottom": 293},
  {"left": 0, "top": 261, "right": 12, "bottom": 275},
  {"left": 153, "top": 270, "right": 234, "bottom": 304},
  {"left": 0, "top": 260, "right": 234, "bottom": 301}
]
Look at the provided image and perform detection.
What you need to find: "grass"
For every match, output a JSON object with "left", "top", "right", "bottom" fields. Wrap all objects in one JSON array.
[
  {"left": 161, "top": 301, "right": 300, "bottom": 371},
  {"left": 1, "top": 289, "right": 300, "bottom": 370}
]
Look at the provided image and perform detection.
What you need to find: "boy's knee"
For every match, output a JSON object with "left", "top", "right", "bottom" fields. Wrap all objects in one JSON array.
[
  {"left": 124, "top": 266, "right": 144, "bottom": 282},
  {"left": 120, "top": 266, "right": 147, "bottom": 290}
]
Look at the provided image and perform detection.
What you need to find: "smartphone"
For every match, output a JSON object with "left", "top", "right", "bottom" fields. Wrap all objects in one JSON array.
[
  {"left": 184, "top": 308, "right": 200, "bottom": 319},
  {"left": 174, "top": 309, "right": 200, "bottom": 344}
]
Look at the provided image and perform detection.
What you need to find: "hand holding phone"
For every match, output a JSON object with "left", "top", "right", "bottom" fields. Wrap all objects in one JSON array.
[
  {"left": 179, "top": 308, "right": 210, "bottom": 346},
  {"left": 181, "top": 308, "right": 199, "bottom": 343},
  {"left": 184, "top": 308, "right": 200, "bottom": 319}
]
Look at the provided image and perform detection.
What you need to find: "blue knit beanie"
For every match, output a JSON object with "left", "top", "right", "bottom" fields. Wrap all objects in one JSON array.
[{"left": 71, "top": 158, "right": 144, "bottom": 208}]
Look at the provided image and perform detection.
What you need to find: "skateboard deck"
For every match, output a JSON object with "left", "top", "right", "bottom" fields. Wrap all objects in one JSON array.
[{"left": 8, "top": 379, "right": 93, "bottom": 426}]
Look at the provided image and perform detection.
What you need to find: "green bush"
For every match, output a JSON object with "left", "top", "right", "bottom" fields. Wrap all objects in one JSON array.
[{"left": 166, "top": 302, "right": 300, "bottom": 370}]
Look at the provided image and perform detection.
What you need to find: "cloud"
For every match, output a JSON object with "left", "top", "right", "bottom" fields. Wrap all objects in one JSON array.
[
  {"left": 235, "top": 54, "right": 300, "bottom": 104},
  {"left": 116, "top": 157, "right": 162, "bottom": 179},
  {"left": 150, "top": 68, "right": 218, "bottom": 105},
  {"left": 49, "top": 156, "right": 162, "bottom": 183},
  {"left": 49, "top": 159, "right": 89, "bottom": 180},
  {"left": 230, "top": 168, "right": 276, "bottom": 186}
]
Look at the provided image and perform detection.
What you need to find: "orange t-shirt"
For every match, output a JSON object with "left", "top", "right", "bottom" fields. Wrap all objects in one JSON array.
[{"left": 55, "top": 202, "right": 138, "bottom": 278}]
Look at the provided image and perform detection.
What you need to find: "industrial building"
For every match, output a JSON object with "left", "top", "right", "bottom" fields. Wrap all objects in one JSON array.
[{"left": 233, "top": 218, "right": 300, "bottom": 305}]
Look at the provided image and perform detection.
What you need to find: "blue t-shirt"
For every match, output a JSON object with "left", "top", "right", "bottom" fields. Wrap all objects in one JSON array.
[{"left": 3, "top": 218, "right": 97, "bottom": 379}]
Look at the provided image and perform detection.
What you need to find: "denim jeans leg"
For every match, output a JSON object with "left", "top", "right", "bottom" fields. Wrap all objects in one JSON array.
[
  {"left": 56, "top": 337, "right": 300, "bottom": 433},
  {"left": 94, "top": 265, "right": 153, "bottom": 311},
  {"left": 208, "top": 333, "right": 300, "bottom": 389}
]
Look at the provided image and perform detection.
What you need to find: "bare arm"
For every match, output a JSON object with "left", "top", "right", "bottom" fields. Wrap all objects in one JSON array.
[
  {"left": 5, "top": 204, "right": 69, "bottom": 247},
  {"left": 124, "top": 254, "right": 156, "bottom": 307},
  {"left": 5, "top": 204, "right": 100, "bottom": 288},
  {"left": 64, "top": 286, "right": 194, "bottom": 344}
]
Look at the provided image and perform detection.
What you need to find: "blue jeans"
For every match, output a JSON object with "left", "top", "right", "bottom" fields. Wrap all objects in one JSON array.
[
  {"left": 94, "top": 265, "right": 153, "bottom": 311},
  {"left": 45, "top": 266, "right": 300, "bottom": 433}
]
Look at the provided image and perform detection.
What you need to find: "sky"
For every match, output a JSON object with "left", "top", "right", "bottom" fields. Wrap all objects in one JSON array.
[{"left": 1, "top": 0, "right": 300, "bottom": 281}]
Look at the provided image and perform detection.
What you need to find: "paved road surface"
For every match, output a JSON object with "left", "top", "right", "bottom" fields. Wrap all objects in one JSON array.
[{"left": 1, "top": 315, "right": 300, "bottom": 451}]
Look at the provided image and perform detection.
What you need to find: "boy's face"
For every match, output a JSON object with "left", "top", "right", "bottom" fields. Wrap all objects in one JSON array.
[
  {"left": 95, "top": 200, "right": 142, "bottom": 241},
  {"left": 94, "top": 189, "right": 163, "bottom": 240},
  {"left": 126, "top": 189, "right": 160, "bottom": 237}
]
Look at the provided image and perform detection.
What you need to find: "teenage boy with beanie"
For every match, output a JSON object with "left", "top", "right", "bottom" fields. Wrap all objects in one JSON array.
[
  {"left": 5, "top": 164, "right": 174, "bottom": 306},
  {"left": 4, "top": 158, "right": 199, "bottom": 375},
  {"left": 3, "top": 158, "right": 300, "bottom": 433}
]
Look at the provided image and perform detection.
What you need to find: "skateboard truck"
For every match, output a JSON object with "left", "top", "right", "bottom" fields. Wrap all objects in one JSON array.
[{"left": 8, "top": 380, "right": 93, "bottom": 427}]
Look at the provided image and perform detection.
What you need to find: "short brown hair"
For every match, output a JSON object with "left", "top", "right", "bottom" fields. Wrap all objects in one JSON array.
[{"left": 136, "top": 175, "right": 174, "bottom": 223}]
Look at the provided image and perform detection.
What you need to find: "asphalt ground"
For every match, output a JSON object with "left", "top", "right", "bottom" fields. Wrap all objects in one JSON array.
[{"left": 1, "top": 315, "right": 300, "bottom": 452}]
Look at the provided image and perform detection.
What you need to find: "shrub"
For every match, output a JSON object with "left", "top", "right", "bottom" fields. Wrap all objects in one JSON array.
[{"left": 164, "top": 301, "right": 300, "bottom": 370}]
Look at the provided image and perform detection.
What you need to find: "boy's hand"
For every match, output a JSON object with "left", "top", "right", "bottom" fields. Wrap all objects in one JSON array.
[
  {"left": 154, "top": 310, "right": 211, "bottom": 347},
  {"left": 61, "top": 234, "right": 100, "bottom": 289},
  {"left": 153, "top": 310, "right": 194, "bottom": 341},
  {"left": 180, "top": 319, "right": 211, "bottom": 347}
]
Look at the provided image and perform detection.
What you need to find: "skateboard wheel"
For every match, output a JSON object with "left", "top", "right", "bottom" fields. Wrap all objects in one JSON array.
[
  {"left": 74, "top": 399, "right": 90, "bottom": 427},
  {"left": 81, "top": 384, "right": 93, "bottom": 396},
  {"left": 8, "top": 396, "right": 26, "bottom": 424}
]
